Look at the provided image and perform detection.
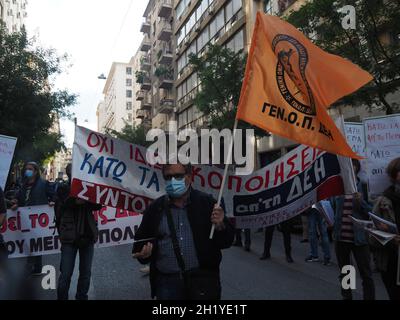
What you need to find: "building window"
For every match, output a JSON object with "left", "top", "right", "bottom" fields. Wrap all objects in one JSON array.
[
  {"left": 126, "top": 90, "right": 132, "bottom": 98},
  {"left": 227, "top": 29, "right": 244, "bottom": 53},
  {"left": 126, "top": 102, "right": 132, "bottom": 110},
  {"left": 128, "top": 113, "right": 132, "bottom": 122},
  {"left": 126, "top": 67, "right": 132, "bottom": 75},
  {"left": 126, "top": 79, "right": 132, "bottom": 87}
]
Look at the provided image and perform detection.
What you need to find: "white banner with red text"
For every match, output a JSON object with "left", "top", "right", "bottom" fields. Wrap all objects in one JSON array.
[
  {"left": 71, "top": 126, "right": 354, "bottom": 229},
  {"left": 0, "top": 205, "right": 143, "bottom": 259}
]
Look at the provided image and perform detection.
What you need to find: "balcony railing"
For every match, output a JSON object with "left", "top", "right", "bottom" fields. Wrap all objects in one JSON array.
[
  {"left": 140, "top": 55, "right": 151, "bottom": 71},
  {"left": 140, "top": 76, "right": 151, "bottom": 91},
  {"left": 157, "top": 21, "right": 172, "bottom": 42},
  {"left": 158, "top": 47, "right": 173, "bottom": 65},
  {"left": 140, "top": 36, "right": 151, "bottom": 52},
  {"left": 158, "top": 74, "right": 174, "bottom": 89},
  {"left": 158, "top": 97, "right": 174, "bottom": 114},
  {"left": 136, "top": 90, "right": 145, "bottom": 101},
  {"left": 136, "top": 109, "right": 150, "bottom": 120},
  {"left": 157, "top": 0, "right": 172, "bottom": 18},
  {"left": 140, "top": 98, "right": 152, "bottom": 110},
  {"left": 140, "top": 19, "right": 151, "bottom": 34}
]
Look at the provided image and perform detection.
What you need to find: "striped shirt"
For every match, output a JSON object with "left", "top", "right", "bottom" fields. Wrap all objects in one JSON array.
[{"left": 340, "top": 195, "right": 354, "bottom": 243}]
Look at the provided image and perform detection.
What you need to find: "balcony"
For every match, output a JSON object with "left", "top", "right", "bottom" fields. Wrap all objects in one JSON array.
[
  {"left": 158, "top": 47, "right": 173, "bottom": 65},
  {"left": 140, "top": 98, "right": 152, "bottom": 111},
  {"left": 158, "top": 98, "right": 174, "bottom": 114},
  {"left": 136, "top": 90, "right": 145, "bottom": 101},
  {"left": 140, "top": 37, "right": 151, "bottom": 52},
  {"left": 136, "top": 109, "right": 149, "bottom": 120},
  {"left": 157, "top": 0, "right": 172, "bottom": 18},
  {"left": 157, "top": 22, "right": 172, "bottom": 42},
  {"left": 140, "top": 55, "right": 151, "bottom": 71},
  {"left": 140, "top": 77, "right": 151, "bottom": 91},
  {"left": 140, "top": 19, "right": 151, "bottom": 34},
  {"left": 158, "top": 74, "right": 174, "bottom": 89}
]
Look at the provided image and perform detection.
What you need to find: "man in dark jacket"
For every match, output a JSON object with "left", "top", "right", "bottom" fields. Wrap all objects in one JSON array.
[
  {"left": 55, "top": 164, "right": 102, "bottom": 300},
  {"left": 11, "top": 162, "right": 55, "bottom": 275},
  {"left": 133, "top": 163, "right": 235, "bottom": 300}
]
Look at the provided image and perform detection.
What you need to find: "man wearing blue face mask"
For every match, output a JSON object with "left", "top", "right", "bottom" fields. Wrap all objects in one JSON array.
[
  {"left": 133, "top": 163, "right": 235, "bottom": 300},
  {"left": 11, "top": 162, "right": 55, "bottom": 275}
]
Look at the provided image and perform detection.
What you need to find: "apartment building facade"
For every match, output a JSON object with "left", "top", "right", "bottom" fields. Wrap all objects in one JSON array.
[
  {"left": 137, "top": 0, "right": 175, "bottom": 132},
  {"left": 0, "top": 0, "right": 28, "bottom": 33},
  {"left": 98, "top": 61, "right": 137, "bottom": 133}
]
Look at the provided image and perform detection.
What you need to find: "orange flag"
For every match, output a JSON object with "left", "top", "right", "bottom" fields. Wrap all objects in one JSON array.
[{"left": 236, "top": 12, "right": 373, "bottom": 159}]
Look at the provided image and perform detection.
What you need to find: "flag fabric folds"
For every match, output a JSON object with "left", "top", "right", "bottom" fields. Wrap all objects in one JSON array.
[{"left": 236, "top": 12, "right": 373, "bottom": 159}]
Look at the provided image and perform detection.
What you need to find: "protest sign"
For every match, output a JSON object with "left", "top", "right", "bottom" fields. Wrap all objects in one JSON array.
[
  {"left": 71, "top": 126, "right": 351, "bottom": 229},
  {"left": 344, "top": 122, "right": 367, "bottom": 182},
  {"left": 364, "top": 114, "right": 400, "bottom": 198},
  {"left": 0, "top": 134, "right": 17, "bottom": 190},
  {"left": 0, "top": 205, "right": 143, "bottom": 259}
]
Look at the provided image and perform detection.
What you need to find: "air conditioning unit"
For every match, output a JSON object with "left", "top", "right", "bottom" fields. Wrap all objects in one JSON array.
[
  {"left": 175, "top": 48, "right": 180, "bottom": 55},
  {"left": 195, "top": 22, "right": 201, "bottom": 32}
]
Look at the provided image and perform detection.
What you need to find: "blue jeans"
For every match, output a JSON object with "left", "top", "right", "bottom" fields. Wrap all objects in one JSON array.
[
  {"left": 57, "top": 243, "right": 94, "bottom": 300},
  {"left": 308, "top": 209, "right": 331, "bottom": 260},
  {"left": 156, "top": 273, "right": 186, "bottom": 300}
]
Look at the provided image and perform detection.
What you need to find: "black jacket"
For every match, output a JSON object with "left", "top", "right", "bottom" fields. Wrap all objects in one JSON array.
[
  {"left": 135, "top": 189, "right": 235, "bottom": 298},
  {"left": 17, "top": 177, "right": 55, "bottom": 207},
  {"left": 54, "top": 181, "right": 102, "bottom": 245}
]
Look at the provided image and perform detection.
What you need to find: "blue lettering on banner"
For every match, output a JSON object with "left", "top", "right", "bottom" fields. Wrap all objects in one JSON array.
[
  {"left": 79, "top": 153, "right": 127, "bottom": 183},
  {"left": 233, "top": 153, "right": 341, "bottom": 216}
]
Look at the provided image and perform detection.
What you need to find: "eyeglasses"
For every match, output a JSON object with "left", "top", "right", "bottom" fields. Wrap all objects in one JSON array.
[{"left": 163, "top": 173, "right": 186, "bottom": 181}]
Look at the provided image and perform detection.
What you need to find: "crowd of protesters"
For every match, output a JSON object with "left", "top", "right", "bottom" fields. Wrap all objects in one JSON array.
[{"left": 0, "top": 157, "right": 399, "bottom": 300}]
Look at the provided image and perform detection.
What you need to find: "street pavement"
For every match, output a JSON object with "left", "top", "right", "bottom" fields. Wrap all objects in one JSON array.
[{"left": 2, "top": 230, "right": 389, "bottom": 300}]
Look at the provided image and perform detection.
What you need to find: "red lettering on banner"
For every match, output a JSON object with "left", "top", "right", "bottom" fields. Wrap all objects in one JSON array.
[
  {"left": 301, "top": 147, "right": 312, "bottom": 171},
  {"left": 87, "top": 132, "right": 100, "bottom": 148},
  {"left": 264, "top": 170, "right": 270, "bottom": 188},
  {"left": 133, "top": 147, "right": 162, "bottom": 169},
  {"left": 116, "top": 208, "right": 128, "bottom": 218},
  {"left": 274, "top": 162, "right": 284, "bottom": 186},
  {"left": 287, "top": 154, "right": 300, "bottom": 180},
  {"left": 245, "top": 176, "right": 263, "bottom": 192},
  {"left": 135, "top": 147, "right": 146, "bottom": 165},
  {"left": 71, "top": 179, "right": 152, "bottom": 213},
  {"left": 228, "top": 176, "right": 242, "bottom": 192},
  {"left": 192, "top": 167, "right": 205, "bottom": 187},
  {"left": 208, "top": 172, "right": 223, "bottom": 189},
  {"left": 316, "top": 148, "right": 325, "bottom": 158},
  {"left": 87, "top": 133, "right": 114, "bottom": 155},
  {"left": 29, "top": 214, "right": 38, "bottom": 229}
]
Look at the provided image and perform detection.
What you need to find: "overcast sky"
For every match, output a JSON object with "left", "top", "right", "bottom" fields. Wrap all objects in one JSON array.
[{"left": 26, "top": 0, "right": 147, "bottom": 147}]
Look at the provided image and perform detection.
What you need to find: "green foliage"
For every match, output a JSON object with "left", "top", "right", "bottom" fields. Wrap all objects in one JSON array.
[
  {"left": 0, "top": 24, "right": 77, "bottom": 164},
  {"left": 106, "top": 123, "right": 151, "bottom": 148},
  {"left": 189, "top": 44, "right": 267, "bottom": 136},
  {"left": 135, "top": 70, "right": 145, "bottom": 84},
  {"left": 286, "top": 0, "right": 400, "bottom": 114},
  {"left": 154, "top": 65, "right": 173, "bottom": 79}
]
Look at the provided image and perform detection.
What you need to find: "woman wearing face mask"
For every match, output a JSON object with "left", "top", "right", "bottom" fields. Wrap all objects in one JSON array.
[
  {"left": 370, "top": 157, "right": 400, "bottom": 300},
  {"left": 11, "top": 161, "right": 55, "bottom": 275}
]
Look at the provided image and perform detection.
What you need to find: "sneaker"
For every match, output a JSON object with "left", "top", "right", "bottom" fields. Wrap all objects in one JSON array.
[
  {"left": 323, "top": 259, "right": 332, "bottom": 266},
  {"left": 305, "top": 256, "right": 319, "bottom": 262}
]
